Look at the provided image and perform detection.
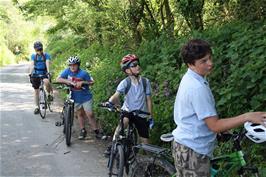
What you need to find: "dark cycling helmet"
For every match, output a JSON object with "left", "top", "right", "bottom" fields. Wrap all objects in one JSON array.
[
  {"left": 33, "top": 41, "right": 43, "bottom": 50},
  {"left": 120, "top": 54, "right": 139, "bottom": 71},
  {"left": 68, "top": 56, "right": 81, "bottom": 65}
]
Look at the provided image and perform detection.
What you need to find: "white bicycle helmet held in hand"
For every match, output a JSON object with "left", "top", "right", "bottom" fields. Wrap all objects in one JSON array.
[{"left": 244, "top": 122, "right": 266, "bottom": 143}]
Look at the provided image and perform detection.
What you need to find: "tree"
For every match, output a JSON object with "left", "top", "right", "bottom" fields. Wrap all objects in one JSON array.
[{"left": 175, "top": 0, "right": 204, "bottom": 31}]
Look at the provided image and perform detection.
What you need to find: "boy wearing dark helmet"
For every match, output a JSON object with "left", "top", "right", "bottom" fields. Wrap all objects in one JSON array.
[
  {"left": 57, "top": 56, "right": 102, "bottom": 140},
  {"left": 104, "top": 54, "right": 154, "bottom": 156},
  {"left": 29, "top": 41, "right": 53, "bottom": 114}
]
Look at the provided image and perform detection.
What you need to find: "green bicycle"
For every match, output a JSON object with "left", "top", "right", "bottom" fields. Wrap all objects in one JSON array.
[{"left": 129, "top": 122, "right": 265, "bottom": 177}]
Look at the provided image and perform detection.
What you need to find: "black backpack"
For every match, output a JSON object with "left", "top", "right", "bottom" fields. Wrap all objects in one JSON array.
[{"left": 124, "top": 76, "right": 148, "bottom": 95}]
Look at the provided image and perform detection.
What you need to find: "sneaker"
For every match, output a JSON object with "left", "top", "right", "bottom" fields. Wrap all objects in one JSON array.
[
  {"left": 47, "top": 94, "right": 53, "bottom": 102},
  {"left": 104, "top": 144, "right": 112, "bottom": 157},
  {"left": 95, "top": 132, "right": 104, "bottom": 139},
  {"left": 78, "top": 128, "right": 87, "bottom": 140},
  {"left": 34, "top": 108, "right": 40, "bottom": 114}
]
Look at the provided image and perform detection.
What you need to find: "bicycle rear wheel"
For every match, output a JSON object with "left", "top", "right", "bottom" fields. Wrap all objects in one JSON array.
[
  {"left": 108, "top": 144, "right": 124, "bottom": 177},
  {"left": 65, "top": 105, "right": 73, "bottom": 146},
  {"left": 39, "top": 88, "right": 47, "bottom": 119},
  {"left": 129, "top": 156, "right": 176, "bottom": 177}
]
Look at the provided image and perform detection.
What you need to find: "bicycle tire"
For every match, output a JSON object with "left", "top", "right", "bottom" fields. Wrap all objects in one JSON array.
[
  {"left": 65, "top": 105, "right": 73, "bottom": 146},
  {"left": 39, "top": 88, "right": 47, "bottom": 119},
  {"left": 129, "top": 156, "right": 176, "bottom": 177},
  {"left": 132, "top": 127, "right": 138, "bottom": 145},
  {"left": 109, "top": 144, "right": 124, "bottom": 177}
]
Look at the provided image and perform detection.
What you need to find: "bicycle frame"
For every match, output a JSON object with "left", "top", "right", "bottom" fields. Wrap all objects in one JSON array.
[
  {"left": 211, "top": 129, "right": 259, "bottom": 177},
  {"left": 211, "top": 151, "right": 246, "bottom": 176},
  {"left": 99, "top": 103, "right": 150, "bottom": 176},
  {"left": 108, "top": 111, "right": 139, "bottom": 174}
]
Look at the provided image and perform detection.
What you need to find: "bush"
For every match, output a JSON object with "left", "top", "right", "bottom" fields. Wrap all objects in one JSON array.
[{"left": 48, "top": 20, "right": 266, "bottom": 169}]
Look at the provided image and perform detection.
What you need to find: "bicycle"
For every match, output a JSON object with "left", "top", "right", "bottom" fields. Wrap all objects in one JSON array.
[
  {"left": 54, "top": 83, "right": 75, "bottom": 146},
  {"left": 30, "top": 74, "right": 53, "bottom": 119},
  {"left": 129, "top": 126, "right": 262, "bottom": 177},
  {"left": 55, "top": 83, "right": 90, "bottom": 146},
  {"left": 99, "top": 102, "right": 150, "bottom": 177}
]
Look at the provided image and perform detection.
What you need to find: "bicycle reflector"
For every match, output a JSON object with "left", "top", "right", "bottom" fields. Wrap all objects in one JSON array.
[{"left": 244, "top": 122, "right": 266, "bottom": 143}]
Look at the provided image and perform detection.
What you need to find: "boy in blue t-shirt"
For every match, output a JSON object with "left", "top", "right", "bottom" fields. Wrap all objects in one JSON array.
[
  {"left": 57, "top": 56, "right": 102, "bottom": 140},
  {"left": 29, "top": 41, "right": 53, "bottom": 114}
]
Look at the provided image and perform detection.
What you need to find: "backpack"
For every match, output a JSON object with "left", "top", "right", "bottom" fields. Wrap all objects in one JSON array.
[
  {"left": 34, "top": 53, "right": 47, "bottom": 72},
  {"left": 124, "top": 76, "right": 148, "bottom": 95}
]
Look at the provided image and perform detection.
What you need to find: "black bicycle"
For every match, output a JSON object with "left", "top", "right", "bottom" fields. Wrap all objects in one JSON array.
[
  {"left": 99, "top": 103, "right": 150, "bottom": 177},
  {"left": 55, "top": 83, "right": 90, "bottom": 146},
  {"left": 30, "top": 74, "right": 53, "bottom": 119},
  {"left": 55, "top": 83, "right": 75, "bottom": 146}
]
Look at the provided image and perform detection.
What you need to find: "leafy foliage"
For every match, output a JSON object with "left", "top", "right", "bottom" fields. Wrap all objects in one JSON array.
[{"left": 6, "top": 0, "right": 266, "bottom": 171}]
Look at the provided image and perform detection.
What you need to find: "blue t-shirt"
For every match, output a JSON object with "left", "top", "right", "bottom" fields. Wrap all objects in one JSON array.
[
  {"left": 59, "top": 68, "right": 93, "bottom": 103},
  {"left": 31, "top": 53, "right": 51, "bottom": 75},
  {"left": 172, "top": 69, "right": 217, "bottom": 157}
]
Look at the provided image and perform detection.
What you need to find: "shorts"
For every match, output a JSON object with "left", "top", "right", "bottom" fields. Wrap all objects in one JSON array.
[
  {"left": 75, "top": 99, "right": 93, "bottom": 112},
  {"left": 122, "top": 112, "right": 149, "bottom": 139},
  {"left": 30, "top": 76, "right": 48, "bottom": 89},
  {"left": 172, "top": 141, "right": 210, "bottom": 177}
]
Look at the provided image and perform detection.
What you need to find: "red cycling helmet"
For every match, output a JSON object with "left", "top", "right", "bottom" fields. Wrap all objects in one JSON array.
[{"left": 120, "top": 54, "right": 139, "bottom": 71}]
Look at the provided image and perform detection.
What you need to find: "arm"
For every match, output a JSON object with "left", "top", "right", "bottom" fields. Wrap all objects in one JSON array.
[
  {"left": 76, "top": 73, "right": 94, "bottom": 88},
  {"left": 29, "top": 61, "right": 34, "bottom": 74},
  {"left": 46, "top": 60, "right": 50, "bottom": 73},
  {"left": 204, "top": 112, "right": 266, "bottom": 133},
  {"left": 146, "top": 95, "right": 153, "bottom": 117},
  {"left": 56, "top": 76, "right": 74, "bottom": 85},
  {"left": 108, "top": 91, "right": 121, "bottom": 106}
]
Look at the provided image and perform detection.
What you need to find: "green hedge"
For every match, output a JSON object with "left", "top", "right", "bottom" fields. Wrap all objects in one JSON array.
[{"left": 48, "top": 21, "right": 266, "bottom": 169}]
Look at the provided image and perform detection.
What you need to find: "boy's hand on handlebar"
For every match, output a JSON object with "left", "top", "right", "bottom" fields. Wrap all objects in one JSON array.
[{"left": 102, "top": 101, "right": 114, "bottom": 107}]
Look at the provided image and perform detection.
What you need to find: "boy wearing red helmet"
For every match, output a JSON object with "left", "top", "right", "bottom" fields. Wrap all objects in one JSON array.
[{"left": 104, "top": 54, "right": 154, "bottom": 156}]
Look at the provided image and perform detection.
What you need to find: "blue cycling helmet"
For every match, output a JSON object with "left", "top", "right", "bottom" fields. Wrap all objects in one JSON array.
[
  {"left": 33, "top": 41, "right": 43, "bottom": 50},
  {"left": 68, "top": 56, "right": 81, "bottom": 65}
]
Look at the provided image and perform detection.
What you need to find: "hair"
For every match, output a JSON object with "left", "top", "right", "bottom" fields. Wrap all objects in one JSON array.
[{"left": 181, "top": 39, "right": 212, "bottom": 65}]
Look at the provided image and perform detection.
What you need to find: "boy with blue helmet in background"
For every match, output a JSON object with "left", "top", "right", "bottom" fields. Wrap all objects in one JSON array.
[{"left": 29, "top": 41, "right": 53, "bottom": 114}]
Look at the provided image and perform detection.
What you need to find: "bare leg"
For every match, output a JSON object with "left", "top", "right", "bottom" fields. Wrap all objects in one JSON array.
[
  {"left": 76, "top": 108, "right": 85, "bottom": 129},
  {"left": 34, "top": 89, "right": 39, "bottom": 107},
  {"left": 43, "top": 79, "right": 53, "bottom": 94},
  {"left": 112, "top": 117, "right": 129, "bottom": 141},
  {"left": 84, "top": 110, "right": 98, "bottom": 130},
  {"left": 140, "top": 137, "right": 149, "bottom": 144}
]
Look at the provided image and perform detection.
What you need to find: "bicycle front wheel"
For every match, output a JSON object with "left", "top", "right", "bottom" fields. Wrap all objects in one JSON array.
[
  {"left": 39, "top": 89, "right": 47, "bottom": 119},
  {"left": 65, "top": 105, "right": 73, "bottom": 146},
  {"left": 129, "top": 156, "right": 176, "bottom": 177},
  {"left": 109, "top": 144, "right": 124, "bottom": 177}
]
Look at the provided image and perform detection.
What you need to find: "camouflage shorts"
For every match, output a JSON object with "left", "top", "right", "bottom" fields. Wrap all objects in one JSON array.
[{"left": 172, "top": 141, "right": 211, "bottom": 177}]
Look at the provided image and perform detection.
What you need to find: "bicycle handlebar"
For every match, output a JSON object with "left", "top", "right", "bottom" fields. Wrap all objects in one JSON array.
[
  {"left": 29, "top": 74, "right": 49, "bottom": 79},
  {"left": 98, "top": 102, "right": 150, "bottom": 116},
  {"left": 53, "top": 82, "right": 89, "bottom": 90}
]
